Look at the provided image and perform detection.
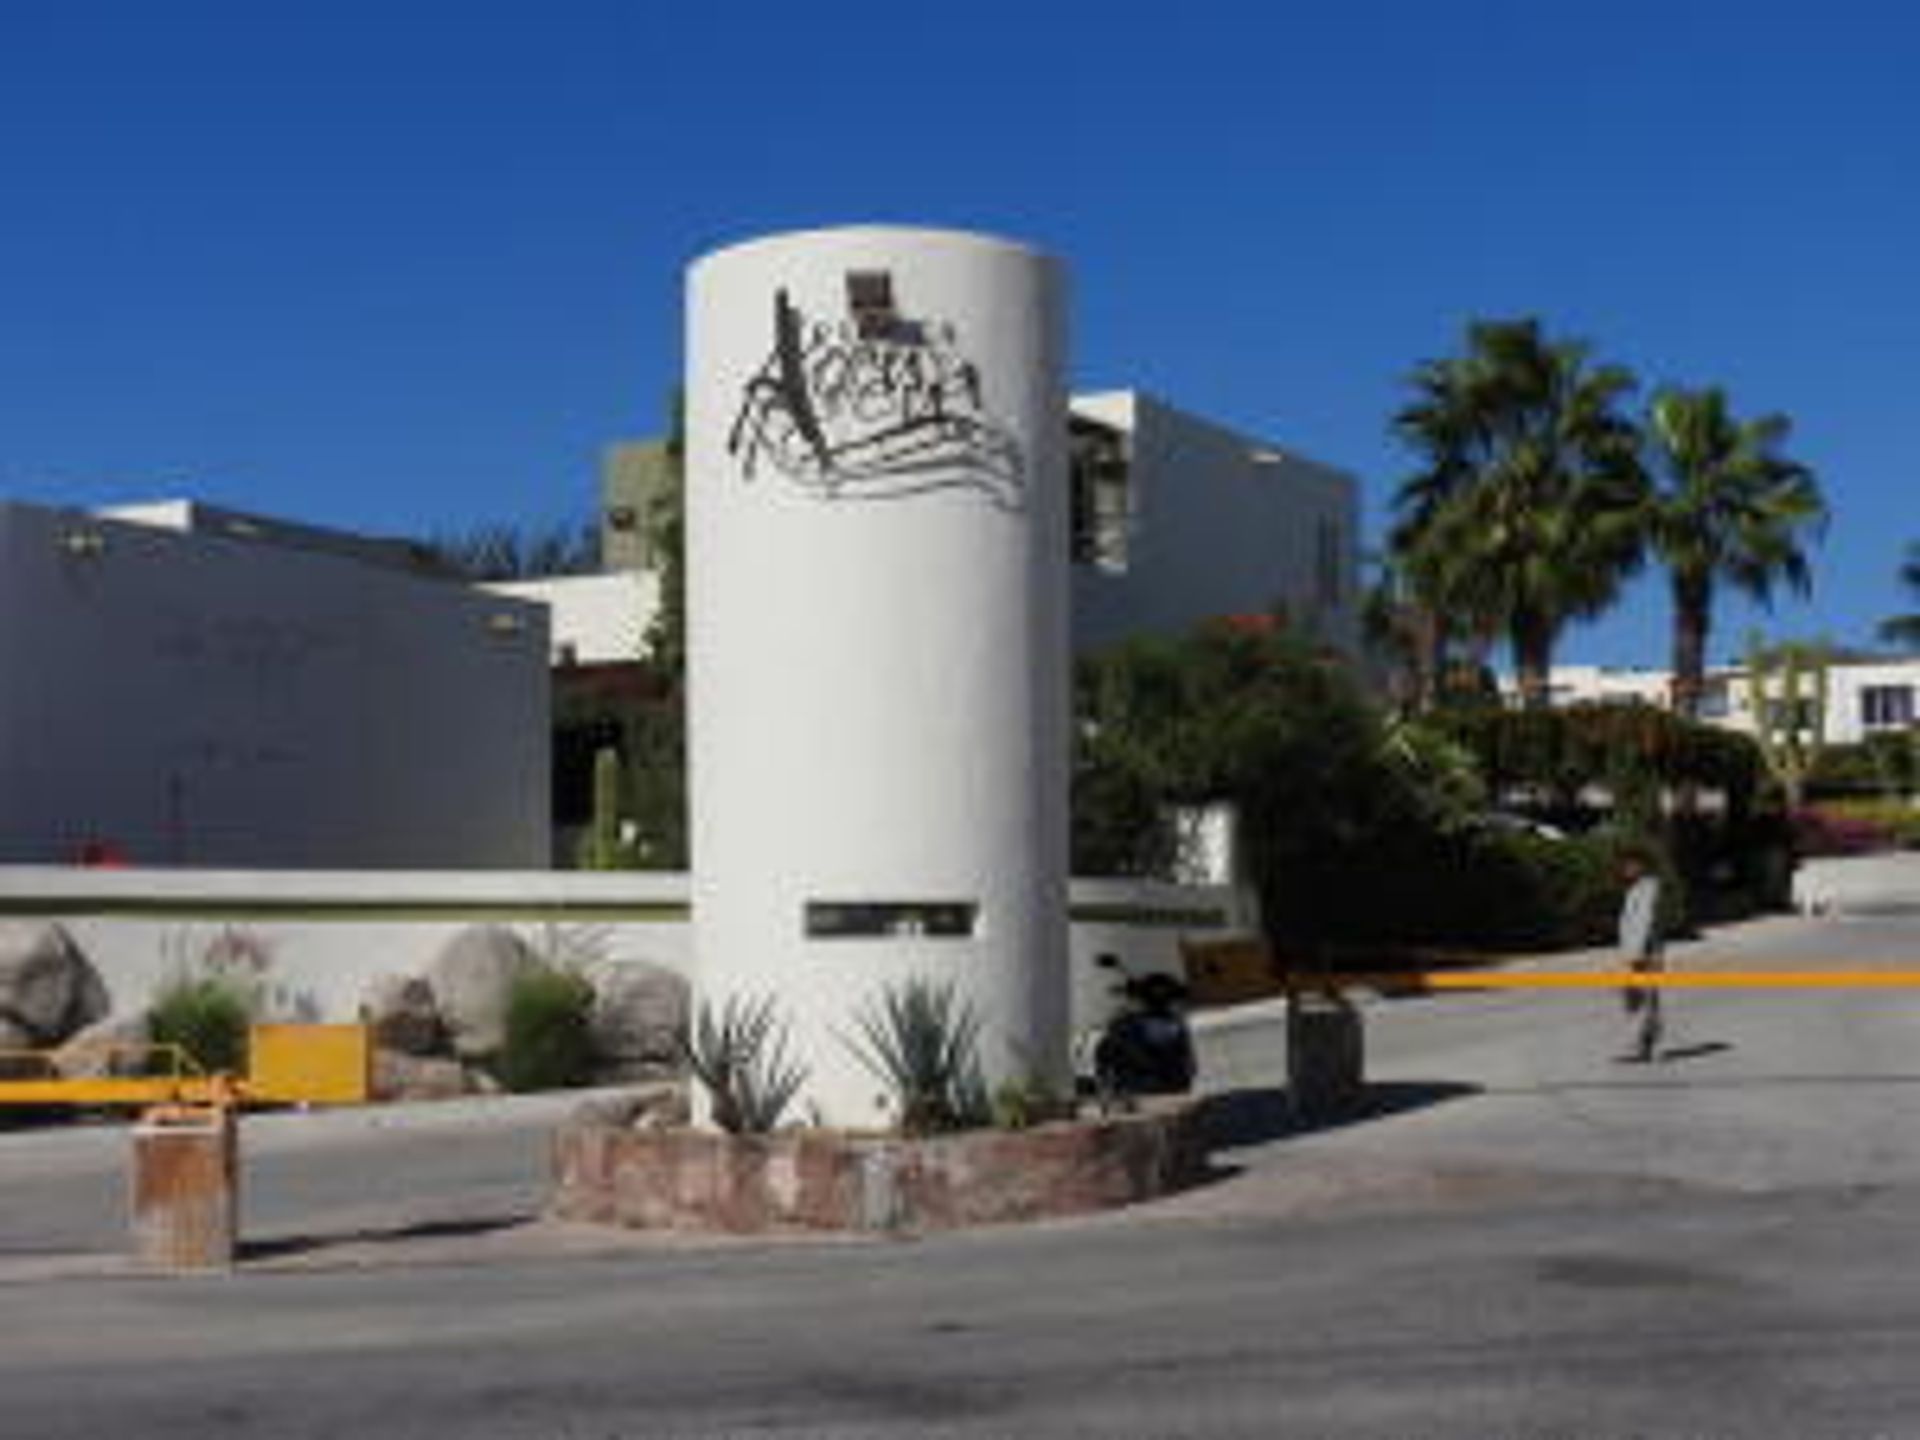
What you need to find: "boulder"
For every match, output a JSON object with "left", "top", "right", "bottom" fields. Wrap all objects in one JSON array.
[
  {"left": 0, "top": 923, "right": 110, "bottom": 1044},
  {"left": 425, "top": 926, "right": 538, "bottom": 1060},
  {"left": 359, "top": 974, "right": 444, "bottom": 1057},
  {"left": 585, "top": 960, "right": 689, "bottom": 1081},
  {"left": 370, "top": 1049, "right": 473, "bottom": 1103},
  {"left": 569, "top": 1081, "right": 690, "bottom": 1131},
  {"left": 0, "top": 1016, "right": 37, "bottom": 1079},
  {"left": 52, "top": 1013, "right": 151, "bottom": 1079}
]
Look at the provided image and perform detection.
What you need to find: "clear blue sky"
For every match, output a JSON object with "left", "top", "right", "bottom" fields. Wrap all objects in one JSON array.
[{"left": 2, "top": 2, "right": 1913, "bottom": 668}]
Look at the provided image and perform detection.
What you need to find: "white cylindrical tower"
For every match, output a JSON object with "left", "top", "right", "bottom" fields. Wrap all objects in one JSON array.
[{"left": 686, "top": 226, "right": 1070, "bottom": 1128}]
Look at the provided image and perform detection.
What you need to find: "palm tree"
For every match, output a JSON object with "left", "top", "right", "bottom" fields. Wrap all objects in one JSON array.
[
  {"left": 1391, "top": 318, "right": 1647, "bottom": 710},
  {"left": 1644, "top": 387, "right": 1825, "bottom": 720},
  {"left": 1878, "top": 542, "right": 1920, "bottom": 650},
  {"left": 1389, "top": 358, "right": 1483, "bottom": 710}
]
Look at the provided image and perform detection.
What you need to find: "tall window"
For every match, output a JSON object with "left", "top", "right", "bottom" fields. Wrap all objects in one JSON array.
[
  {"left": 1860, "top": 684, "right": 1915, "bottom": 729},
  {"left": 1069, "top": 417, "right": 1130, "bottom": 572}
]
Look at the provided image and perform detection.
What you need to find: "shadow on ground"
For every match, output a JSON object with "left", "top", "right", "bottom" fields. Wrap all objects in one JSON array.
[
  {"left": 1658, "top": 1040, "right": 1733, "bottom": 1062},
  {"left": 239, "top": 1214, "right": 529, "bottom": 1263},
  {"left": 1196, "top": 1080, "right": 1481, "bottom": 1150}
]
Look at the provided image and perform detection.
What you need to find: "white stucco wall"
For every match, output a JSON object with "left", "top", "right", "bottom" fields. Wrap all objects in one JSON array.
[
  {"left": 1069, "top": 391, "right": 1363, "bottom": 655},
  {"left": 0, "top": 502, "right": 550, "bottom": 869},
  {"left": 1821, "top": 661, "right": 1920, "bottom": 745},
  {"left": 1528, "top": 659, "right": 1920, "bottom": 747},
  {"left": 687, "top": 225, "right": 1072, "bottom": 1126},
  {"left": 0, "top": 867, "right": 1234, "bottom": 1041},
  {"left": 0, "top": 866, "right": 694, "bottom": 1023},
  {"left": 488, "top": 571, "right": 657, "bottom": 666}
]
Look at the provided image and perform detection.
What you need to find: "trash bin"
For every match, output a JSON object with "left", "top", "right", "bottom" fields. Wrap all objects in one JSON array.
[
  {"left": 129, "top": 1105, "right": 238, "bottom": 1270},
  {"left": 1287, "top": 992, "right": 1364, "bottom": 1120}
]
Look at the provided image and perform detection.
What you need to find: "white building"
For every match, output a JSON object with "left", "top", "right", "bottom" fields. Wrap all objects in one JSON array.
[
  {"left": 575, "top": 388, "right": 1363, "bottom": 667},
  {"left": 487, "top": 571, "right": 656, "bottom": 667},
  {"left": 1529, "top": 657, "right": 1920, "bottom": 746},
  {"left": 0, "top": 499, "right": 551, "bottom": 868},
  {"left": 1069, "top": 390, "right": 1361, "bottom": 655}
]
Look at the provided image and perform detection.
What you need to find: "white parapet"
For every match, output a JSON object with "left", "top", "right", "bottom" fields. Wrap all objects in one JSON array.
[{"left": 686, "top": 226, "right": 1072, "bottom": 1127}]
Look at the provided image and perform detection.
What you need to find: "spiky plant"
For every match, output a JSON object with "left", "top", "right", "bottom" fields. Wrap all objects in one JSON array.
[
  {"left": 847, "top": 977, "right": 992, "bottom": 1135},
  {"left": 681, "top": 994, "right": 807, "bottom": 1134}
]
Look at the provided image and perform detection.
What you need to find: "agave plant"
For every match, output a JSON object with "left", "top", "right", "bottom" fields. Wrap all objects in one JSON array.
[
  {"left": 681, "top": 993, "right": 808, "bottom": 1134},
  {"left": 847, "top": 977, "right": 992, "bottom": 1135}
]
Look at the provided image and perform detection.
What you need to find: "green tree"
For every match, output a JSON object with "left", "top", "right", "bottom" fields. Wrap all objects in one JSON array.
[
  {"left": 1388, "top": 357, "right": 1485, "bottom": 711},
  {"left": 1877, "top": 542, "right": 1920, "bottom": 650},
  {"left": 631, "top": 390, "right": 688, "bottom": 867},
  {"left": 1391, "top": 318, "right": 1647, "bottom": 711},
  {"left": 641, "top": 390, "right": 687, "bottom": 678},
  {"left": 1644, "top": 386, "right": 1824, "bottom": 720},
  {"left": 1746, "top": 633, "right": 1831, "bottom": 809}
]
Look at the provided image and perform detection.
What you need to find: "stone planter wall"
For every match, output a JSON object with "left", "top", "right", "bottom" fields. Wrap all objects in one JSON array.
[{"left": 551, "top": 1105, "right": 1208, "bottom": 1235}]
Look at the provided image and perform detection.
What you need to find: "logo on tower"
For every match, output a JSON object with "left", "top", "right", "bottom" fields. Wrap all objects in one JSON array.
[{"left": 726, "top": 271, "right": 1026, "bottom": 509}]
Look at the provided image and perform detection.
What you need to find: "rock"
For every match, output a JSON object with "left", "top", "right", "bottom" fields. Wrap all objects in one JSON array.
[
  {"left": 370, "top": 1050, "right": 472, "bottom": 1102},
  {"left": 52, "top": 1013, "right": 151, "bottom": 1079},
  {"left": 585, "top": 960, "right": 689, "bottom": 1081},
  {"left": 570, "top": 1082, "right": 690, "bottom": 1131},
  {"left": 425, "top": 926, "right": 538, "bottom": 1060},
  {"left": 0, "top": 1016, "right": 38, "bottom": 1079},
  {"left": 359, "top": 974, "right": 444, "bottom": 1057},
  {"left": 631, "top": 1085, "right": 691, "bottom": 1130},
  {"left": 0, "top": 922, "right": 110, "bottom": 1043}
]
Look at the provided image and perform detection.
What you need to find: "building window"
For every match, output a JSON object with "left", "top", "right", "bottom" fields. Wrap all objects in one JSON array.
[
  {"left": 1315, "top": 517, "right": 1343, "bottom": 608},
  {"left": 1698, "top": 680, "right": 1731, "bottom": 719},
  {"left": 1861, "top": 685, "right": 1915, "bottom": 729},
  {"left": 1069, "top": 416, "right": 1130, "bottom": 573},
  {"left": 804, "top": 901, "right": 979, "bottom": 940},
  {"left": 1764, "top": 697, "right": 1820, "bottom": 735}
]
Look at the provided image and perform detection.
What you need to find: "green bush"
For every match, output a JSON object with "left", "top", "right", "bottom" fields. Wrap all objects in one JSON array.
[
  {"left": 497, "top": 967, "right": 595, "bottom": 1093},
  {"left": 147, "top": 974, "right": 254, "bottom": 1076},
  {"left": 682, "top": 993, "right": 808, "bottom": 1134},
  {"left": 848, "top": 977, "right": 992, "bottom": 1135},
  {"left": 1428, "top": 702, "right": 1764, "bottom": 812}
]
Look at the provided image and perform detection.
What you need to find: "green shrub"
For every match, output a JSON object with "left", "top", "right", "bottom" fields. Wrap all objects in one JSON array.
[
  {"left": 847, "top": 977, "right": 992, "bottom": 1135},
  {"left": 147, "top": 974, "right": 254, "bottom": 1076},
  {"left": 991, "top": 1073, "right": 1063, "bottom": 1131},
  {"left": 682, "top": 993, "right": 808, "bottom": 1133},
  {"left": 497, "top": 967, "right": 595, "bottom": 1093}
]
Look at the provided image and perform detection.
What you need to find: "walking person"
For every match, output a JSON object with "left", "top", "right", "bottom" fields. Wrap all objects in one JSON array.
[{"left": 1617, "top": 849, "right": 1666, "bottom": 1062}]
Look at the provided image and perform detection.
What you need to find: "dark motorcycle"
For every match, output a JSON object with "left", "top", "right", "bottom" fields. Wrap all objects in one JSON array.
[{"left": 1080, "top": 952, "right": 1196, "bottom": 1105}]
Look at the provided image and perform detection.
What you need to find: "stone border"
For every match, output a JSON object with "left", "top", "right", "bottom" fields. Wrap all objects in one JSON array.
[{"left": 550, "top": 1105, "right": 1209, "bottom": 1235}]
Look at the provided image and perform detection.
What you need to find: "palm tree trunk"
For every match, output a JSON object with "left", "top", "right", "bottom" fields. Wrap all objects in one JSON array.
[
  {"left": 1512, "top": 612, "right": 1555, "bottom": 712},
  {"left": 1414, "top": 606, "right": 1447, "bottom": 711},
  {"left": 1669, "top": 573, "right": 1713, "bottom": 722}
]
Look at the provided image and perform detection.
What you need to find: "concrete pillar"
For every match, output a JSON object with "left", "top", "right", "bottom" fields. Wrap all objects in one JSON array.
[
  {"left": 1287, "top": 994, "right": 1365, "bottom": 1121},
  {"left": 686, "top": 226, "right": 1072, "bottom": 1127},
  {"left": 129, "top": 1106, "right": 238, "bottom": 1269}
]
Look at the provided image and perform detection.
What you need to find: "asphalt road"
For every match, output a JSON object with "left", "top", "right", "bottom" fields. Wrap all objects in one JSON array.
[{"left": 3, "top": 907, "right": 1919, "bottom": 1439}]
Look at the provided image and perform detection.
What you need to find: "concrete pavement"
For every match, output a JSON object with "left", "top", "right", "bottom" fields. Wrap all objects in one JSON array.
[{"left": 3, "top": 910, "right": 1919, "bottom": 1437}]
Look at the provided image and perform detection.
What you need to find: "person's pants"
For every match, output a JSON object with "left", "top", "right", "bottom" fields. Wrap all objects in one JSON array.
[
  {"left": 1634, "top": 986, "right": 1663, "bottom": 1060},
  {"left": 1623, "top": 964, "right": 1664, "bottom": 1059}
]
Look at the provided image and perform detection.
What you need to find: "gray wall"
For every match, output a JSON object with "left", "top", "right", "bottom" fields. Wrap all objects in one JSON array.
[
  {"left": 0, "top": 502, "right": 549, "bottom": 868},
  {"left": 1070, "top": 392, "right": 1362, "bottom": 655}
]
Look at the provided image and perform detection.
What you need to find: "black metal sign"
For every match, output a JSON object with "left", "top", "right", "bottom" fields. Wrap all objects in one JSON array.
[{"left": 726, "top": 276, "right": 1025, "bottom": 510}]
